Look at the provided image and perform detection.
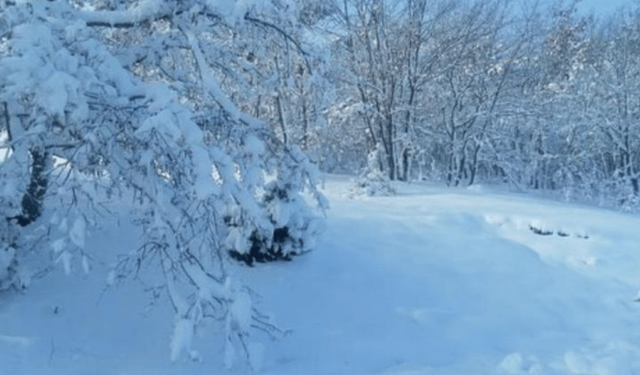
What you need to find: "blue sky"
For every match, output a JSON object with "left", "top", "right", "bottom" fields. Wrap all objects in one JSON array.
[{"left": 577, "top": 0, "right": 632, "bottom": 15}]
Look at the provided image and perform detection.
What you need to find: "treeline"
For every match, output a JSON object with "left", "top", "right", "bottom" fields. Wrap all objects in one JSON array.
[{"left": 284, "top": 0, "right": 640, "bottom": 208}]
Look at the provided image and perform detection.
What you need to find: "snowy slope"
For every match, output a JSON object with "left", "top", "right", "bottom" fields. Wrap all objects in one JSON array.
[{"left": 3, "top": 175, "right": 640, "bottom": 375}]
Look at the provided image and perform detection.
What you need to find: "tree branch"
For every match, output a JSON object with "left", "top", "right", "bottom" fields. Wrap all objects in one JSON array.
[
  {"left": 78, "top": 3, "right": 175, "bottom": 28},
  {"left": 244, "top": 14, "right": 313, "bottom": 74}
]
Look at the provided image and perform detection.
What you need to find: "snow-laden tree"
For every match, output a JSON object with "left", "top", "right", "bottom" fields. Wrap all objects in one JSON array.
[
  {"left": 350, "top": 143, "right": 396, "bottom": 197},
  {"left": 300, "top": 0, "right": 640, "bottom": 209},
  {"left": 325, "top": 0, "right": 518, "bottom": 182},
  {"left": 221, "top": 1, "right": 334, "bottom": 171},
  {"left": 422, "top": 0, "right": 516, "bottom": 186},
  {"left": 0, "top": 0, "right": 326, "bottom": 366},
  {"left": 325, "top": 0, "right": 440, "bottom": 181},
  {"left": 585, "top": 10, "right": 640, "bottom": 208}
]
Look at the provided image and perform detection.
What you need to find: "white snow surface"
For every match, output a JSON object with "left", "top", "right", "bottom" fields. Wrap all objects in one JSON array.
[{"left": 2, "top": 174, "right": 640, "bottom": 374}]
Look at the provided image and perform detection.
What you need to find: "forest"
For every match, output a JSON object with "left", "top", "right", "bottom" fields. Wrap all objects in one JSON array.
[{"left": 1, "top": 0, "right": 640, "bottom": 369}]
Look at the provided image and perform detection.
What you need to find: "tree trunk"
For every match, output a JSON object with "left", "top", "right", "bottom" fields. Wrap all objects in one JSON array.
[
  {"left": 384, "top": 118, "right": 396, "bottom": 180},
  {"left": 275, "top": 94, "right": 288, "bottom": 145},
  {"left": 301, "top": 100, "right": 309, "bottom": 151},
  {"left": 3, "top": 102, "right": 49, "bottom": 227},
  {"left": 469, "top": 143, "right": 481, "bottom": 186},
  {"left": 400, "top": 147, "right": 410, "bottom": 182},
  {"left": 15, "top": 149, "right": 49, "bottom": 227}
]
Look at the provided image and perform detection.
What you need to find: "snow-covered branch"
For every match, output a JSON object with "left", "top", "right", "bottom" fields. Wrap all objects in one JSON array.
[{"left": 78, "top": 1, "right": 175, "bottom": 28}]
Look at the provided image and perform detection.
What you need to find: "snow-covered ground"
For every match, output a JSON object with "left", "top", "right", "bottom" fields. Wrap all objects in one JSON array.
[{"left": 3, "top": 175, "right": 640, "bottom": 375}]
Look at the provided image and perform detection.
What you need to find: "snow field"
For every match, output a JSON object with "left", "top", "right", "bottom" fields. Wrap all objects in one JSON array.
[{"left": 2, "top": 175, "right": 640, "bottom": 374}]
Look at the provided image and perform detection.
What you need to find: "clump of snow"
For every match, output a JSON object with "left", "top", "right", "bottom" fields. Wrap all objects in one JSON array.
[
  {"left": 564, "top": 350, "right": 591, "bottom": 373},
  {"left": 56, "top": 251, "right": 73, "bottom": 275},
  {"left": 498, "top": 353, "right": 545, "bottom": 374},
  {"left": 37, "top": 71, "right": 73, "bottom": 119},
  {"left": 224, "top": 335, "right": 236, "bottom": 370},
  {"left": 51, "top": 238, "right": 66, "bottom": 254},
  {"left": 106, "top": 269, "right": 116, "bottom": 286},
  {"left": 230, "top": 290, "right": 252, "bottom": 332},
  {"left": 350, "top": 145, "right": 396, "bottom": 197},
  {"left": 170, "top": 318, "right": 194, "bottom": 363},
  {"left": 248, "top": 341, "right": 265, "bottom": 372},
  {"left": 81, "top": 255, "right": 90, "bottom": 274},
  {"left": 498, "top": 352, "right": 525, "bottom": 373},
  {"left": 466, "top": 183, "right": 487, "bottom": 193},
  {"left": 69, "top": 216, "right": 86, "bottom": 249},
  {"left": 559, "top": 341, "right": 640, "bottom": 375}
]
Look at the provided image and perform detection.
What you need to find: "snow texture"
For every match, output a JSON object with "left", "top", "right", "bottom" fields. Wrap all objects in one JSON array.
[{"left": 4, "top": 176, "right": 640, "bottom": 374}]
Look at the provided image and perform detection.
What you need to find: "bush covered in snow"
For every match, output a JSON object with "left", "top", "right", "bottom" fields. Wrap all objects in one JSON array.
[
  {"left": 351, "top": 145, "right": 396, "bottom": 197},
  {"left": 229, "top": 177, "right": 325, "bottom": 266}
]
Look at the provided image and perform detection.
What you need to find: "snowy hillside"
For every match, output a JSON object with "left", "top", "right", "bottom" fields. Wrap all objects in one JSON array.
[{"left": 3, "top": 175, "right": 640, "bottom": 375}]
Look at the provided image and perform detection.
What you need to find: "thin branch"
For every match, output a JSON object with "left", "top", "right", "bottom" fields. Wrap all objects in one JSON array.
[{"left": 244, "top": 14, "right": 314, "bottom": 74}]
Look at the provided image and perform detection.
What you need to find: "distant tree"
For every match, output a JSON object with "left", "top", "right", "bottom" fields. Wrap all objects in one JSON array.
[{"left": 326, "top": 0, "right": 442, "bottom": 181}]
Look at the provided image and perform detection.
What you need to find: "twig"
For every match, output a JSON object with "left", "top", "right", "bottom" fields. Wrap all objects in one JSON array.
[{"left": 48, "top": 337, "right": 55, "bottom": 366}]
